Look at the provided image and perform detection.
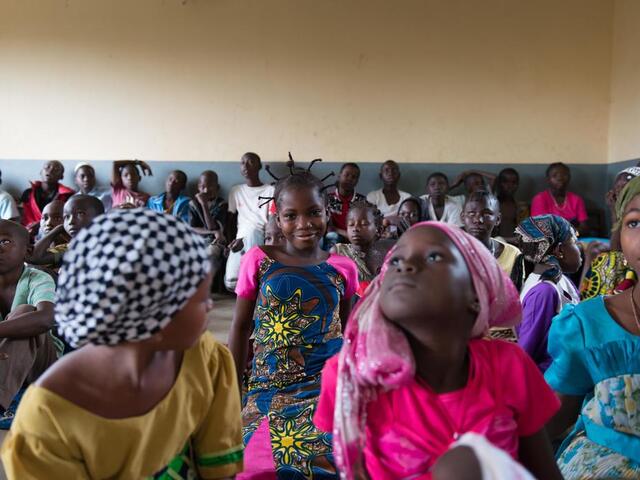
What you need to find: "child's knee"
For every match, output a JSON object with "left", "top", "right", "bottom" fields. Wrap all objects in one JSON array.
[{"left": 432, "top": 446, "right": 483, "bottom": 480}]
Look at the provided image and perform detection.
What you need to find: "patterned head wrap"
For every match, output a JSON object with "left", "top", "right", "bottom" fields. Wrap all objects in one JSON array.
[
  {"left": 56, "top": 208, "right": 210, "bottom": 348},
  {"left": 615, "top": 176, "right": 640, "bottom": 231},
  {"left": 617, "top": 166, "right": 640, "bottom": 181},
  {"left": 514, "top": 214, "right": 575, "bottom": 281},
  {"left": 333, "top": 221, "right": 521, "bottom": 480}
]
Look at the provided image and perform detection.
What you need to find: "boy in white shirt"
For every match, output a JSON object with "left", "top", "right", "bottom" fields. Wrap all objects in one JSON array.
[
  {"left": 224, "top": 152, "right": 274, "bottom": 290},
  {"left": 366, "top": 160, "right": 411, "bottom": 218},
  {"left": 420, "top": 172, "right": 465, "bottom": 227}
]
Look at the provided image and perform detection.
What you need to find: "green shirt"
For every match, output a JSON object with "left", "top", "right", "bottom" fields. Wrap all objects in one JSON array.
[{"left": 2, "top": 266, "right": 60, "bottom": 354}]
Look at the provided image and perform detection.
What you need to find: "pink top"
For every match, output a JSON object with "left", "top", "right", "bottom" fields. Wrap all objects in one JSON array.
[
  {"left": 111, "top": 184, "right": 150, "bottom": 208},
  {"left": 314, "top": 339, "right": 560, "bottom": 480},
  {"left": 530, "top": 190, "right": 587, "bottom": 224},
  {"left": 235, "top": 246, "right": 359, "bottom": 301}
]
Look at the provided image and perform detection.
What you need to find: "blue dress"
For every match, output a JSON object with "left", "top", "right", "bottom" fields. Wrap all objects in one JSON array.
[
  {"left": 545, "top": 296, "right": 640, "bottom": 478},
  {"left": 236, "top": 247, "right": 358, "bottom": 479}
]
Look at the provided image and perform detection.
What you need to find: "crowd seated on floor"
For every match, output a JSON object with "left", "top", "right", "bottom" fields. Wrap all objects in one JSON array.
[{"left": 0, "top": 154, "right": 638, "bottom": 479}]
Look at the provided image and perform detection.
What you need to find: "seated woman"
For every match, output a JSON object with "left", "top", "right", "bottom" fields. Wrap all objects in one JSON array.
[
  {"left": 545, "top": 175, "right": 640, "bottom": 479},
  {"left": 315, "top": 222, "right": 562, "bottom": 480},
  {"left": 580, "top": 166, "right": 640, "bottom": 300}
]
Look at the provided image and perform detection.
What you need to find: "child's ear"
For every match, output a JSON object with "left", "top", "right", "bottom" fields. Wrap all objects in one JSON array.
[
  {"left": 25, "top": 245, "right": 34, "bottom": 259},
  {"left": 275, "top": 214, "right": 282, "bottom": 229},
  {"left": 552, "top": 243, "right": 564, "bottom": 259},
  {"left": 495, "top": 212, "right": 502, "bottom": 227}
]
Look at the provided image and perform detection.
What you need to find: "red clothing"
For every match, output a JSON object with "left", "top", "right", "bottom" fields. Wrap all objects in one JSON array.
[
  {"left": 314, "top": 340, "right": 560, "bottom": 479},
  {"left": 530, "top": 190, "right": 587, "bottom": 225},
  {"left": 20, "top": 182, "right": 75, "bottom": 227}
]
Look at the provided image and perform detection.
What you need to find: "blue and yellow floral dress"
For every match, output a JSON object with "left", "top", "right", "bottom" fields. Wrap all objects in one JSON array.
[
  {"left": 545, "top": 296, "right": 640, "bottom": 479},
  {"left": 235, "top": 247, "right": 358, "bottom": 479}
]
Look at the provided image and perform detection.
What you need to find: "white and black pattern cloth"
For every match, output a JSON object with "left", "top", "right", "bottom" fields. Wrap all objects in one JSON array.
[{"left": 55, "top": 208, "right": 211, "bottom": 348}]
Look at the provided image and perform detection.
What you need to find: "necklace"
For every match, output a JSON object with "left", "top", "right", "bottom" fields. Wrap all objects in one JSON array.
[{"left": 628, "top": 286, "right": 640, "bottom": 333}]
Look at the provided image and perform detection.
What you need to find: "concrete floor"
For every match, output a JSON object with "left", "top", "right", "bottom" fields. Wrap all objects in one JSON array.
[{"left": 0, "top": 293, "right": 237, "bottom": 480}]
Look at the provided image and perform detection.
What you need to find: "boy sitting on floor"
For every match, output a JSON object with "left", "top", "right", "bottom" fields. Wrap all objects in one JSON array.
[
  {"left": 0, "top": 220, "right": 58, "bottom": 426},
  {"left": 28, "top": 195, "right": 105, "bottom": 276},
  {"left": 224, "top": 152, "right": 274, "bottom": 291},
  {"left": 148, "top": 170, "right": 190, "bottom": 223},
  {"left": 20, "top": 161, "right": 75, "bottom": 229},
  {"left": 190, "top": 170, "right": 228, "bottom": 280}
]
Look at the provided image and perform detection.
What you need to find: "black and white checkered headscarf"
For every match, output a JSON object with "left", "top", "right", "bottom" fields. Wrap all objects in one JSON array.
[{"left": 56, "top": 208, "right": 210, "bottom": 348}]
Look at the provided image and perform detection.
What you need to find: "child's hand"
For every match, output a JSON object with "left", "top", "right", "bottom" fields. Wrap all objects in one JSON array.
[
  {"left": 136, "top": 160, "right": 153, "bottom": 177},
  {"left": 212, "top": 230, "right": 227, "bottom": 245},
  {"left": 229, "top": 238, "right": 244, "bottom": 253},
  {"left": 195, "top": 192, "right": 210, "bottom": 206},
  {"left": 52, "top": 224, "right": 67, "bottom": 237}
]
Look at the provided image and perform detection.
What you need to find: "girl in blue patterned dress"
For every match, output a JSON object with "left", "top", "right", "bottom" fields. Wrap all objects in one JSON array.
[
  {"left": 229, "top": 170, "right": 358, "bottom": 479},
  {"left": 545, "top": 176, "right": 640, "bottom": 478}
]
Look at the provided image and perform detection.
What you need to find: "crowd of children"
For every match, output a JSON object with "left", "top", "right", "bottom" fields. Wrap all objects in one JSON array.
[{"left": 0, "top": 154, "right": 638, "bottom": 479}]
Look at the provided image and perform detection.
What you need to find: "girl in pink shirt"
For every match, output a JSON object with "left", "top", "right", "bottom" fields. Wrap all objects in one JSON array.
[
  {"left": 314, "top": 222, "right": 562, "bottom": 480},
  {"left": 530, "top": 162, "right": 588, "bottom": 236}
]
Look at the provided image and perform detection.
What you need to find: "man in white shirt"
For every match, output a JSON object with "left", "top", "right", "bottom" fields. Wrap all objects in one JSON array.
[
  {"left": 420, "top": 172, "right": 464, "bottom": 227},
  {"left": 0, "top": 170, "right": 19, "bottom": 221},
  {"left": 366, "top": 160, "right": 411, "bottom": 218},
  {"left": 224, "top": 152, "right": 274, "bottom": 291}
]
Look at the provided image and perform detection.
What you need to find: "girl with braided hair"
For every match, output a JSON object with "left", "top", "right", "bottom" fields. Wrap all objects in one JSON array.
[{"left": 229, "top": 163, "right": 358, "bottom": 479}]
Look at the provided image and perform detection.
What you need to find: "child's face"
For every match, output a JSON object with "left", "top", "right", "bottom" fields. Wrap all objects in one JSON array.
[
  {"left": 464, "top": 174, "right": 485, "bottom": 194},
  {"left": 556, "top": 236, "right": 582, "bottom": 274},
  {"left": 347, "top": 208, "right": 378, "bottom": 248},
  {"left": 427, "top": 176, "right": 448, "bottom": 196},
  {"left": 240, "top": 155, "right": 261, "bottom": 180},
  {"left": 380, "top": 161, "right": 400, "bottom": 186},
  {"left": 462, "top": 200, "right": 500, "bottom": 241},
  {"left": 41, "top": 161, "right": 64, "bottom": 185},
  {"left": 161, "top": 273, "right": 212, "bottom": 350},
  {"left": 264, "top": 221, "right": 285, "bottom": 246},
  {"left": 398, "top": 201, "right": 420, "bottom": 227},
  {"left": 165, "top": 171, "right": 186, "bottom": 197},
  {"left": 75, "top": 166, "right": 96, "bottom": 193},
  {"left": 276, "top": 187, "right": 328, "bottom": 251},
  {"left": 498, "top": 172, "right": 519, "bottom": 196},
  {"left": 121, "top": 165, "right": 140, "bottom": 191},
  {"left": 63, "top": 198, "right": 98, "bottom": 238},
  {"left": 0, "top": 223, "right": 28, "bottom": 274},
  {"left": 620, "top": 195, "right": 640, "bottom": 273},
  {"left": 41, "top": 202, "right": 64, "bottom": 234},
  {"left": 547, "top": 166, "right": 570, "bottom": 192},
  {"left": 380, "top": 226, "right": 476, "bottom": 336},
  {"left": 197, "top": 174, "right": 219, "bottom": 200},
  {"left": 338, "top": 166, "right": 360, "bottom": 192}
]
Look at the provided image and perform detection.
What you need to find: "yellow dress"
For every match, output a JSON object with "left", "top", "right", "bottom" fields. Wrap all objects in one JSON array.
[{"left": 1, "top": 332, "right": 243, "bottom": 480}]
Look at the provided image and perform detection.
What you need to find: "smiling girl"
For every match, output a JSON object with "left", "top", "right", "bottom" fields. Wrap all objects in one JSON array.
[{"left": 229, "top": 170, "right": 358, "bottom": 479}]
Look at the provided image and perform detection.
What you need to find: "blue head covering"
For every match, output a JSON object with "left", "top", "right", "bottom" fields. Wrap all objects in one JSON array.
[{"left": 515, "top": 214, "right": 576, "bottom": 281}]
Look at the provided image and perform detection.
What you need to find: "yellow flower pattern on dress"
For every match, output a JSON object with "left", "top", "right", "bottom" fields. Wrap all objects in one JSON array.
[{"left": 257, "top": 286, "right": 320, "bottom": 348}]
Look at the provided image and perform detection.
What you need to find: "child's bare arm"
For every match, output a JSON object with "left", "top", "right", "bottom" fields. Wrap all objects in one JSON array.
[
  {"left": 518, "top": 428, "right": 563, "bottom": 480},
  {"left": 228, "top": 297, "right": 256, "bottom": 391},
  {"left": 112, "top": 160, "right": 132, "bottom": 186},
  {"left": 0, "top": 302, "right": 54, "bottom": 338},
  {"left": 339, "top": 298, "right": 352, "bottom": 331},
  {"left": 546, "top": 393, "right": 583, "bottom": 440},
  {"left": 28, "top": 224, "right": 66, "bottom": 265}
]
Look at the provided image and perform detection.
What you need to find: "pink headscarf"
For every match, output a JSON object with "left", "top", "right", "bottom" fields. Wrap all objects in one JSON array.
[{"left": 332, "top": 221, "right": 522, "bottom": 479}]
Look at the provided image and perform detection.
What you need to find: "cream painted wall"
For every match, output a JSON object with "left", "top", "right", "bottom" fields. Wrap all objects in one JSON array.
[
  {"left": 608, "top": 0, "right": 640, "bottom": 164},
  {"left": 0, "top": 0, "right": 613, "bottom": 164}
]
